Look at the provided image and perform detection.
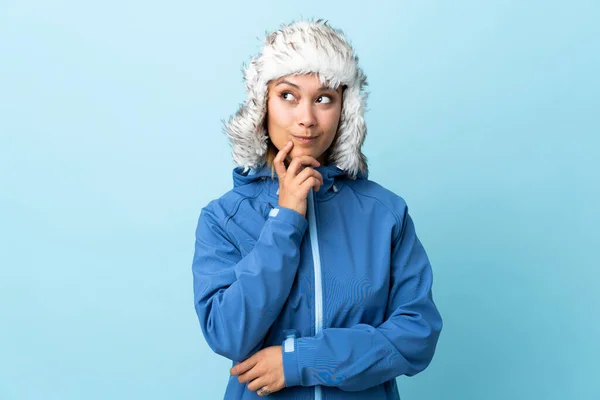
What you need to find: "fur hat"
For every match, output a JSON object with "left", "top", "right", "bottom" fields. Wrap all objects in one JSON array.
[{"left": 222, "top": 18, "right": 369, "bottom": 178}]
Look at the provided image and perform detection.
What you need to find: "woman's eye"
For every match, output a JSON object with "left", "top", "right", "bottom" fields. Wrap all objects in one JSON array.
[
  {"left": 317, "top": 95, "right": 332, "bottom": 104},
  {"left": 281, "top": 92, "right": 296, "bottom": 101}
]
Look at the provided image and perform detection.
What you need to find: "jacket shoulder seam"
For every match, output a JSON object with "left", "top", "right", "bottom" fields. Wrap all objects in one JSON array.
[
  {"left": 346, "top": 183, "right": 406, "bottom": 241},
  {"left": 223, "top": 185, "right": 266, "bottom": 235}
]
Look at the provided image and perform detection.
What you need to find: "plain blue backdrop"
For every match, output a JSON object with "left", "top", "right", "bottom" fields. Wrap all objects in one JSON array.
[{"left": 1, "top": 1, "right": 598, "bottom": 399}]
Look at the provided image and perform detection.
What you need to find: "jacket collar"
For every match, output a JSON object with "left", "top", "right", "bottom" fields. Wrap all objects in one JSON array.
[{"left": 232, "top": 162, "right": 367, "bottom": 200}]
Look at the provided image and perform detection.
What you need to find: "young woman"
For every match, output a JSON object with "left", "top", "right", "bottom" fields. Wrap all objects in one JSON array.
[{"left": 192, "top": 18, "right": 443, "bottom": 399}]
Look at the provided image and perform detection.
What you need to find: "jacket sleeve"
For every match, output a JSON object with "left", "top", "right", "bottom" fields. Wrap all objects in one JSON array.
[
  {"left": 192, "top": 203, "right": 308, "bottom": 362},
  {"left": 281, "top": 206, "right": 443, "bottom": 391}
]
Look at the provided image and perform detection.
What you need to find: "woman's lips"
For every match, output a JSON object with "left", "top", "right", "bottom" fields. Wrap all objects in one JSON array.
[{"left": 292, "top": 135, "right": 318, "bottom": 144}]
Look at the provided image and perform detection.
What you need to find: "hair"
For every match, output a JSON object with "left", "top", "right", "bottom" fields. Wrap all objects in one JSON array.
[{"left": 264, "top": 135, "right": 279, "bottom": 179}]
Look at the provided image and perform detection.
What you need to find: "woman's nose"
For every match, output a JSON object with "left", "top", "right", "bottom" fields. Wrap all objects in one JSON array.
[{"left": 296, "top": 102, "right": 317, "bottom": 129}]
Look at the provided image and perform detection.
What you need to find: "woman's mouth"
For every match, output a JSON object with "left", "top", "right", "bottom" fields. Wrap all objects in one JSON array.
[{"left": 292, "top": 135, "right": 318, "bottom": 144}]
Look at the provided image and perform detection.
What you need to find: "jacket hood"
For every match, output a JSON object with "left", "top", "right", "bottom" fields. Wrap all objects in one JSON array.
[{"left": 222, "top": 18, "right": 370, "bottom": 179}]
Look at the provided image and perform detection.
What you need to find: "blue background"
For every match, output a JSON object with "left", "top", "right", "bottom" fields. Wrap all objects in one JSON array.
[{"left": 1, "top": 1, "right": 598, "bottom": 399}]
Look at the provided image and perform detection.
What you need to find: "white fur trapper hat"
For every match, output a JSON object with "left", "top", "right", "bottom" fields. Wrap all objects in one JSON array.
[{"left": 222, "top": 18, "right": 369, "bottom": 178}]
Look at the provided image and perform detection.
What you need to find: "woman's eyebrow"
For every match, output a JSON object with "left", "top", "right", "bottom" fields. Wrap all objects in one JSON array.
[
  {"left": 275, "top": 80, "right": 337, "bottom": 92},
  {"left": 275, "top": 80, "right": 299, "bottom": 88}
]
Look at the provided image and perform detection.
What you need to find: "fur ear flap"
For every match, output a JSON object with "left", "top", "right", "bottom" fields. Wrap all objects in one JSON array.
[
  {"left": 329, "top": 83, "right": 369, "bottom": 178},
  {"left": 222, "top": 56, "right": 268, "bottom": 170}
]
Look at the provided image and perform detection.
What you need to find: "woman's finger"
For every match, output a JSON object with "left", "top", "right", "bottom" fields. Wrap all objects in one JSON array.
[
  {"left": 231, "top": 356, "right": 258, "bottom": 377},
  {"left": 273, "top": 141, "right": 293, "bottom": 180},
  {"left": 287, "top": 155, "right": 320, "bottom": 178},
  {"left": 237, "top": 365, "right": 262, "bottom": 384},
  {"left": 247, "top": 374, "right": 271, "bottom": 392},
  {"left": 257, "top": 385, "right": 276, "bottom": 397},
  {"left": 294, "top": 167, "right": 323, "bottom": 188},
  {"left": 298, "top": 176, "right": 322, "bottom": 196}
]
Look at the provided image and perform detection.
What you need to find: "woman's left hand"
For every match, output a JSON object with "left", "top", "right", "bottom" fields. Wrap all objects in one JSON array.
[{"left": 230, "top": 345, "right": 286, "bottom": 396}]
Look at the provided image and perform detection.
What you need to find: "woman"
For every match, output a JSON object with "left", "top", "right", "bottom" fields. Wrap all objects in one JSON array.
[{"left": 192, "top": 18, "right": 443, "bottom": 399}]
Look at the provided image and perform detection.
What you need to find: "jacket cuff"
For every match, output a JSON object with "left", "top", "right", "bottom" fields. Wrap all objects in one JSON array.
[
  {"left": 281, "top": 337, "right": 301, "bottom": 387},
  {"left": 269, "top": 207, "right": 308, "bottom": 233}
]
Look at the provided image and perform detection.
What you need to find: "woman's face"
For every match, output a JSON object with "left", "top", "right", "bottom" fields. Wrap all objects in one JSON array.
[{"left": 266, "top": 73, "right": 343, "bottom": 165}]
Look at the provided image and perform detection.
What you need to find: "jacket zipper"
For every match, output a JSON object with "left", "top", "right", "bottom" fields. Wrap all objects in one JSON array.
[{"left": 307, "top": 189, "right": 323, "bottom": 400}]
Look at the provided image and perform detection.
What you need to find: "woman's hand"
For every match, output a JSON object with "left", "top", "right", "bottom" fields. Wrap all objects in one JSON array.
[
  {"left": 230, "top": 345, "right": 286, "bottom": 396},
  {"left": 275, "top": 141, "right": 323, "bottom": 217}
]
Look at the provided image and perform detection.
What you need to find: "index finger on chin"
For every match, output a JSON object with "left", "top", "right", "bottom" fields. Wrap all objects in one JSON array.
[{"left": 273, "top": 141, "right": 293, "bottom": 179}]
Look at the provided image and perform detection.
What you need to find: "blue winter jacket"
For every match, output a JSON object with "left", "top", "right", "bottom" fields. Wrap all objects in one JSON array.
[{"left": 192, "top": 163, "right": 443, "bottom": 399}]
